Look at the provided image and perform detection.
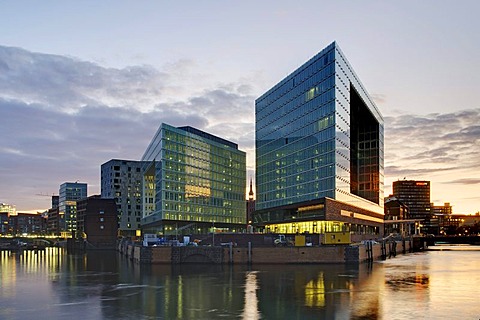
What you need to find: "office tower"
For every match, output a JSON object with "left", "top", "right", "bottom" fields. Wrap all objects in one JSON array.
[
  {"left": 101, "top": 159, "right": 144, "bottom": 236},
  {"left": 59, "top": 182, "right": 87, "bottom": 236},
  {"left": 254, "top": 41, "right": 384, "bottom": 236},
  {"left": 393, "top": 180, "right": 431, "bottom": 234},
  {"left": 141, "top": 123, "right": 246, "bottom": 235}
]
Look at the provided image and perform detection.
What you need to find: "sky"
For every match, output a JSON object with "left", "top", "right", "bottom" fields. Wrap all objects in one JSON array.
[{"left": 0, "top": 1, "right": 479, "bottom": 214}]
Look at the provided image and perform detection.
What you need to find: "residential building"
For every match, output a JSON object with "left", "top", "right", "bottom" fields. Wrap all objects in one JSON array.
[
  {"left": 384, "top": 196, "right": 415, "bottom": 236},
  {"left": 392, "top": 180, "right": 432, "bottom": 234},
  {"left": 46, "top": 195, "right": 60, "bottom": 235},
  {"left": 253, "top": 41, "right": 384, "bottom": 237},
  {"left": 141, "top": 124, "right": 246, "bottom": 236},
  {"left": 59, "top": 182, "right": 87, "bottom": 236},
  {"left": 8, "top": 213, "right": 47, "bottom": 235},
  {"left": 47, "top": 207, "right": 60, "bottom": 235},
  {"left": 101, "top": 159, "right": 144, "bottom": 236},
  {"left": 76, "top": 195, "right": 118, "bottom": 249}
]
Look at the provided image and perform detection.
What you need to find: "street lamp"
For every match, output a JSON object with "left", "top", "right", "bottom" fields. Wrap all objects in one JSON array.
[{"left": 212, "top": 221, "right": 215, "bottom": 246}]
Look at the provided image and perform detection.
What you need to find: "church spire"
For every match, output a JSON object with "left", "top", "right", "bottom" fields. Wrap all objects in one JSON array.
[{"left": 248, "top": 178, "right": 254, "bottom": 200}]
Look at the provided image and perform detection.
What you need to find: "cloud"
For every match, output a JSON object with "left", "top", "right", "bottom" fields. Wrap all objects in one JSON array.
[
  {"left": 0, "top": 45, "right": 255, "bottom": 210},
  {"left": 447, "top": 178, "right": 480, "bottom": 185},
  {"left": 384, "top": 108, "right": 480, "bottom": 180}
]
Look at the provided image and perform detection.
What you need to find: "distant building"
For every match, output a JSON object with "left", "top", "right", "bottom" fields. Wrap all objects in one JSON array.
[
  {"left": 46, "top": 195, "right": 60, "bottom": 235},
  {"left": 59, "top": 182, "right": 88, "bottom": 236},
  {"left": 431, "top": 202, "right": 453, "bottom": 215},
  {"left": 437, "top": 213, "right": 480, "bottom": 236},
  {"left": 76, "top": 195, "right": 118, "bottom": 249},
  {"left": 47, "top": 207, "right": 60, "bottom": 236},
  {"left": 0, "top": 212, "right": 10, "bottom": 234},
  {"left": 8, "top": 213, "right": 47, "bottom": 236},
  {"left": 141, "top": 123, "right": 247, "bottom": 236},
  {"left": 0, "top": 202, "right": 16, "bottom": 216},
  {"left": 253, "top": 42, "right": 384, "bottom": 237},
  {"left": 51, "top": 195, "right": 59, "bottom": 209},
  {"left": 384, "top": 196, "right": 415, "bottom": 236},
  {"left": 431, "top": 202, "right": 453, "bottom": 235},
  {"left": 101, "top": 159, "right": 144, "bottom": 237},
  {"left": 392, "top": 180, "right": 432, "bottom": 234}
]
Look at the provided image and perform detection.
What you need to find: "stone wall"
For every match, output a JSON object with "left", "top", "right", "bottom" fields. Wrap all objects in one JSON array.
[{"left": 119, "top": 239, "right": 417, "bottom": 264}]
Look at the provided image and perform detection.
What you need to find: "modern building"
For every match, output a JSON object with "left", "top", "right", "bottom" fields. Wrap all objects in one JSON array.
[
  {"left": 253, "top": 41, "right": 384, "bottom": 237},
  {"left": 141, "top": 123, "right": 247, "bottom": 236},
  {"left": 76, "top": 195, "right": 118, "bottom": 249},
  {"left": 101, "top": 159, "right": 144, "bottom": 237},
  {"left": 59, "top": 182, "right": 88, "bottom": 236},
  {"left": 392, "top": 180, "right": 432, "bottom": 234}
]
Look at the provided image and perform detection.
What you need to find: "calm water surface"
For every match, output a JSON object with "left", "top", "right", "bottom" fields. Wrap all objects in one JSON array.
[{"left": 1, "top": 245, "right": 479, "bottom": 319}]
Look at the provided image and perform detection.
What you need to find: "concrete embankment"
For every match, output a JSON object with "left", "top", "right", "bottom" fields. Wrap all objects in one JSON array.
[{"left": 118, "top": 237, "right": 420, "bottom": 265}]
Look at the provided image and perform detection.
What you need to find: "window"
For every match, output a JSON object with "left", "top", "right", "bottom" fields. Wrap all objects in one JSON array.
[
  {"left": 99, "top": 210, "right": 104, "bottom": 215},
  {"left": 100, "top": 217, "right": 104, "bottom": 222},
  {"left": 100, "top": 225, "right": 104, "bottom": 230}
]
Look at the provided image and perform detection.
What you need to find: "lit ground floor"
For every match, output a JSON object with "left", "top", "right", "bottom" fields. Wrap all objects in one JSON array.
[{"left": 252, "top": 197, "right": 384, "bottom": 237}]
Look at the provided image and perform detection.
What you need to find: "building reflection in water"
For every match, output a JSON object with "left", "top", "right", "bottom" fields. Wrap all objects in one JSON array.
[
  {"left": 304, "top": 272, "right": 325, "bottom": 307},
  {"left": 241, "top": 271, "right": 261, "bottom": 320},
  {"left": 11, "top": 248, "right": 480, "bottom": 319}
]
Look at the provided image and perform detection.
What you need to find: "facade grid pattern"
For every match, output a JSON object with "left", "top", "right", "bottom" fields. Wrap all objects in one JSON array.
[
  {"left": 255, "top": 42, "right": 384, "bottom": 216},
  {"left": 141, "top": 123, "right": 246, "bottom": 234}
]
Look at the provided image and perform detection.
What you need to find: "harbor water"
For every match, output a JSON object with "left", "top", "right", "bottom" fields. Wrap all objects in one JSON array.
[{"left": 1, "top": 245, "right": 479, "bottom": 319}]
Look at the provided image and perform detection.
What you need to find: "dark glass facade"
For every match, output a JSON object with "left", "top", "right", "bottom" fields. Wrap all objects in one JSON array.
[
  {"left": 254, "top": 42, "right": 384, "bottom": 233},
  {"left": 141, "top": 124, "right": 246, "bottom": 235}
]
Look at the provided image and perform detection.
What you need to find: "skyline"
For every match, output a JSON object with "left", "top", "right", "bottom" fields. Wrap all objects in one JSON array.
[{"left": 1, "top": 1, "right": 479, "bottom": 214}]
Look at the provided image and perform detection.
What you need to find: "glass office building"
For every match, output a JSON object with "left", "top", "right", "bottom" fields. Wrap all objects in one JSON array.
[
  {"left": 59, "top": 182, "right": 87, "bottom": 236},
  {"left": 141, "top": 123, "right": 246, "bottom": 235},
  {"left": 254, "top": 42, "right": 384, "bottom": 236}
]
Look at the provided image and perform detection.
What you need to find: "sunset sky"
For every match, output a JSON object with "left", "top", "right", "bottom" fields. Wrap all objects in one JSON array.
[{"left": 1, "top": 1, "right": 479, "bottom": 214}]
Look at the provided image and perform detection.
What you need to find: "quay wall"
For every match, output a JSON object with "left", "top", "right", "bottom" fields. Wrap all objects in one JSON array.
[{"left": 119, "top": 239, "right": 416, "bottom": 265}]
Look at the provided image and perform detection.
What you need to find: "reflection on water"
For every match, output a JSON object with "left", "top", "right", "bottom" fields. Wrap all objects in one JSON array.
[
  {"left": 1, "top": 245, "right": 479, "bottom": 319},
  {"left": 241, "top": 271, "right": 260, "bottom": 320}
]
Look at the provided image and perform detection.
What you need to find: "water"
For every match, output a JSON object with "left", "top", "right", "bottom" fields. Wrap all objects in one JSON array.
[{"left": 1, "top": 246, "right": 479, "bottom": 319}]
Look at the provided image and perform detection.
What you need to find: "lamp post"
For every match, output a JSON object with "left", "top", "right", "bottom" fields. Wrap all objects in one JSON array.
[{"left": 212, "top": 221, "right": 215, "bottom": 246}]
